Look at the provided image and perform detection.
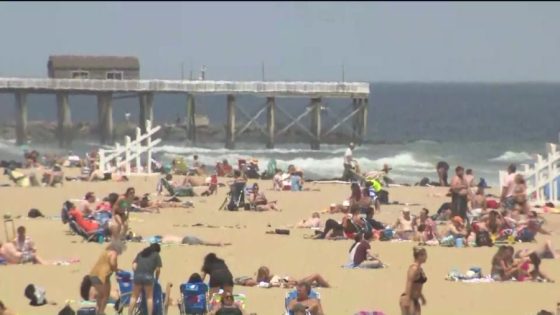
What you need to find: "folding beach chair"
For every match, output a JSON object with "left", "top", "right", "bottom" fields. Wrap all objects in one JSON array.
[
  {"left": 115, "top": 271, "right": 171, "bottom": 315},
  {"left": 161, "top": 178, "right": 195, "bottom": 197},
  {"left": 3, "top": 216, "right": 15, "bottom": 242},
  {"left": 284, "top": 289, "right": 320, "bottom": 315},
  {"left": 222, "top": 181, "right": 246, "bottom": 211},
  {"left": 178, "top": 282, "right": 208, "bottom": 315}
]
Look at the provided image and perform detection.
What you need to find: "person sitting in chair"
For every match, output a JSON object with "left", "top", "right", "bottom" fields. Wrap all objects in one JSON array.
[{"left": 287, "top": 282, "right": 324, "bottom": 315}]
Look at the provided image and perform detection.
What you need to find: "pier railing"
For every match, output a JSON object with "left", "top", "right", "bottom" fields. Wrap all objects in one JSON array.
[
  {"left": 499, "top": 143, "right": 560, "bottom": 204},
  {"left": 0, "top": 78, "right": 369, "bottom": 97},
  {"left": 99, "top": 120, "right": 161, "bottom": 176}
]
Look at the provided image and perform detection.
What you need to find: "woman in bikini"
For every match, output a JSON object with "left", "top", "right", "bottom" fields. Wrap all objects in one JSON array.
[
  {"left": 111, "top": 188, "right": 135, "bottom": 239},
  {"left": 400, "top": 247, "right": 428, "bottom": 315},
  {"left": 491, "top": 245, "right": 524, "bottom": 281},
  {"left": 249, "top": 183, "right": 280, "bottom": 211}
]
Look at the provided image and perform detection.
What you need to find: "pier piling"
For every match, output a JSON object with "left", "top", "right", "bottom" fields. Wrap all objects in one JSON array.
[
  {"left": 56, "top": 92, "right": 72, "bottom": 148},
  {"left": 15, "top": 91, "right": 28, "bottom": 146},
  {"left": 186, "top": 93, "right": 196, "bottom": 143},
  {"left": 225, "top": 94, "right": 236, "bottom": 149},
  {"left": 266, "top": 97, "right": 275, "bottom": 149}
]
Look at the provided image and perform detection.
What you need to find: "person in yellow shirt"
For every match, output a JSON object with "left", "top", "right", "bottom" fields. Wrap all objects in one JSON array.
[{"left": 5, "top": 168, "right": 30, "bottom": 187}]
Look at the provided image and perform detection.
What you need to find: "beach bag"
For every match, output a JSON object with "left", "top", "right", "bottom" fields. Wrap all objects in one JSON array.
[
  {"left": 475, "top": 231, "right": 493, "bottom": 247},
  {"left": 58, "top": 305, "right": 76, "bottom": 315}
]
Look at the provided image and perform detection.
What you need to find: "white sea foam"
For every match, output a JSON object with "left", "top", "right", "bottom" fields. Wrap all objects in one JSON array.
[{"left": 490, "top": 151, "right": 533, "bottom": 162}]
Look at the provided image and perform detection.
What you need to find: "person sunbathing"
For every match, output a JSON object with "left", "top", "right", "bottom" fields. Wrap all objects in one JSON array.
[
  {"left": 286, "top": 282, "right": 324, "bottom": 315},
  {"left": 79, "top": 192, "right": 99, "bottom": 216},
  {"left": 208, "top": 291, "right": 245, "bottom": 315},
  {"left": 68, "top": 207, "right": 109, "bottom": 236},
  {"left": 0, "top": 240, "right": 44, "bottom": 265},
  {"left": 133, "top": 194, "right": 193, "bottom": 212},
  {"left": 392, "top": 208, "right": 416, "bottom": 240},
  {"left": 145, "top": 234, "right": 231, "bottom": 247},
  {"left": 182, "top": 175, "right": 206, "bottom": 187},
  {"left": 515, "top": 240, "right": 560, "bottom": 260},
  {"left": 413, "top": 208, "right": 439, "bottom": 245},
  {"left": 516, "top": 252, "right": 554, "bottom": 283},
  {"left": 294, "top": 212, "right": 322, "bottom": 228},
  {"left": 313, "top": 204, "right": 368, "bottom": 240},
  {"left": 12, "top": 226, "right": 47, "bottom": 264},
  {"left": 440, "top": 216, "right": 467, "bottom": 247},
  {"left": 249, "top": 266, "right": 330, "bottom": 288},
  {"left": 41, "top": 163, "right": 64, "bottom": 187},
  {"left": 491, "top": 245, "right": 524, "bottom": 281},
  {"left": 475, "top": 210, "right": 505, "bottom": 236},
  {"left": 350, "top": 231, "right": 384, "bottom": 268},
  {"left": 248, "top": 183, "right": 280, "bottom": 211},
  {"left": 515, "top": 211, "right": 550, "bottom": 242}
]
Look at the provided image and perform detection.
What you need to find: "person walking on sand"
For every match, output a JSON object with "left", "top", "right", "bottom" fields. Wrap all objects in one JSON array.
[
  {"left": 342, "top": 142, "right": 356, "bottom": 181},
  {"left": 450, "top": 166, "right": 469, "bottom": 221},
  {"left": 400, "top": 247, "right": 428, "bottom": 315}
]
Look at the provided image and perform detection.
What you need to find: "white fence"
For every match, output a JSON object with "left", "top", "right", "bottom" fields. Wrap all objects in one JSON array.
[
  {"left": 99, "top": 120, "right": 161, "bottom": 176},
  {"left": 0, "top": 78, "right": 370, "bottom": 98},
  {"left": 499, "top": 143, "right": 560, "bottom": 204}
]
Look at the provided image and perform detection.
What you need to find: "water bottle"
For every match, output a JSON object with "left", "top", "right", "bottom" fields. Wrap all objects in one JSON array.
[
  {"left": 455, "top": 237, "right": 464, "bottom": 248},
  {"left": 98, "top": 235, "right": 104, "bottom": 244}
]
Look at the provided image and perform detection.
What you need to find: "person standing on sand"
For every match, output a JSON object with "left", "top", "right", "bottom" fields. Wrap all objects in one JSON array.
[
  {"left": 128, "top": 243, "right": 162, "bottom": 315},
  {"left": 436, "top": 161, "right": 449, "bottom": 186},
  {"left": 500, "top": 164, "right": 517, "bottom": 211},
  {"left": 342, "top": 142, "right": 356, "bottom": 181},
  {"left": 450, "top": 166, "right": 469, "bottom": 221},
  {"left": 88, "top": 240, "right": 125, "bottom": 315},
  {"left": 400, "top": 247, "right": 428, "bottom": 315}
]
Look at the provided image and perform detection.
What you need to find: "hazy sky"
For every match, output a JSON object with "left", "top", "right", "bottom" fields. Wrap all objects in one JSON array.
[{"left": 1, "top": 2, "right": 560, "bottom": 82}]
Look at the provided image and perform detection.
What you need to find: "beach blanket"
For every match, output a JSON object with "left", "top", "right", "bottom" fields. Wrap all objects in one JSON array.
[
  {"left": 446, "top": 276, "right": 495, "bottom": 283},
  {"left": 341, "top": 262, "right": 387, "bottom": 269},
  {"left": 52, "top": 258, "right": 80, "bottom": 266}
]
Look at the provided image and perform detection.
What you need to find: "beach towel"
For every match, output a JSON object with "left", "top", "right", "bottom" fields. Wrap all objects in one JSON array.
[{"left": 354, "top": 311, "right": 386, "bottom": 315}]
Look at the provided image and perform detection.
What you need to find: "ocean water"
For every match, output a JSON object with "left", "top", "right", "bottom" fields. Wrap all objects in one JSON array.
[{"left": 0, "top": 83, "right": 559, "bottom": 186}]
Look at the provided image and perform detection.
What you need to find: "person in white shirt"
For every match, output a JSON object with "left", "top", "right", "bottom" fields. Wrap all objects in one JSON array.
[
  {"left": 342, "top": 142, "right": 356, "bottom": 181},
  {"left": 500, "top": 164, "right": 517, "bottom": 211}
]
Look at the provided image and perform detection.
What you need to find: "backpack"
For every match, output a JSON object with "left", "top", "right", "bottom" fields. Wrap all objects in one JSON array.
[{"left": 475, "top": 230, "right": 493, "bottom": 247}]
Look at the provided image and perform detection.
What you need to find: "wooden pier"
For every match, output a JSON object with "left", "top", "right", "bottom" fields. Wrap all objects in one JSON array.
[{"left": 0, "top": 78, "right": 370, "bottom": 149}]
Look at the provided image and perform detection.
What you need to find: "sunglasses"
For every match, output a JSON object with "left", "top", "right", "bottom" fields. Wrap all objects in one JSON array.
[{"left": 223, "top": 295, "right": 233, "bottom": 299}]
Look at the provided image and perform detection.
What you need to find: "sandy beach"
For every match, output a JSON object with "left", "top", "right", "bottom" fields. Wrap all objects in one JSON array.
[{"left": 1, "top": 175, "right": 560, "bottom": 315}]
